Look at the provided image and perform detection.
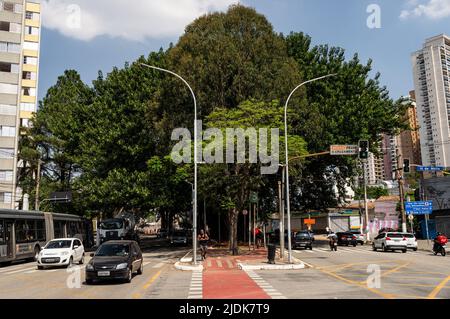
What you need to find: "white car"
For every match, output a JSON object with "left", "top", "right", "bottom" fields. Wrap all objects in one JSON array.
[
  {"left": 372, "top": 232, "right": 407, "bottom": 253},
  {"left": 37, "top": 238, "right": 85, "bottom": 269},
  {"left": 402, "top": 233, "right": 418, "bottom": 251}
]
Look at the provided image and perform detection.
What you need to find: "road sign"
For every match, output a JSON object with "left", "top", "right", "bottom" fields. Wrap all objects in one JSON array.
[
  {"left": 330, "top": 145, "right": 358, "bottom": 156},
  {"left": 250, "top": 192, "right": 258, "bottom": 204},
  {"left": 304, "top": 218, "right": 316, "bottom": 225},
  {"left": 242, "top": 210, "right": 248, "bottom": 216},
  {"left": 416, "top": 166, "right": 445, "bottom": 172},
  {"left": 405, "top": 201, "right": 433, "bottom": 215}
]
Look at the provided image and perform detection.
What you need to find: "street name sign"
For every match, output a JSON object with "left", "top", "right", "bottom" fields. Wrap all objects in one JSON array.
[
  {"left": 416, "top": 166, "right": 445, "bottom": 172},
  {"left": 330, "top": 145, "right": 358, "bottom": 156},
  {"left": 405, "top": 201, "right": 433, "bottom": 215}
]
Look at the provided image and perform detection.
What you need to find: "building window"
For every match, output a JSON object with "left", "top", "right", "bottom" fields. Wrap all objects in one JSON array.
[
  {"left": 22, "top": 71, "right": 36, "bottom": 80},
  {"left": 25, "top": 26, "right": 38, "bottom": 36},
  {"left": 23, "top": 41, "right": 38, "bottom": 51},
  {"left": 20, "top": 118, "right": 30, "bottom": 127},
  {"left": 0, "top": 192, "right": 12, "bottom": 204},
  {"left": 23, "top": 56, "right": 37, "bottom": 65},
  {"left": 0, "top": 83, "right": 18, "bottom": 94},
  {"left": 20, "top": 102, "right": 34, "bottom": 112},
  {"left": 0, "top": 148, "right": 13, "bottom": 158},
  {"left": 0, "top": 104, "right": 15, "bottom": 115},
  {"left": 22, "top": 87, "right": 36, "bottom": 96},
  {"left": 0, "top": 170, "right": 13, "bottom": 182},
  {"left": 0, "top": 126, "right": 16, "bottom": 137}
]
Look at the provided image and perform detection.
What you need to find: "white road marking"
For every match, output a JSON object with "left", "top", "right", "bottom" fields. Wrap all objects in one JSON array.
[
  {"left": 188, "top": 270, "right": 203, "bottom": 299},
  {"left": 244, "top": 269, "right": 287, "bottom": 299},
  {"left": 4, "top": 267, "right": 36, "bottom": 275},
  {"left": 216, "top": 260, "right": 223, "bottom": 268}
]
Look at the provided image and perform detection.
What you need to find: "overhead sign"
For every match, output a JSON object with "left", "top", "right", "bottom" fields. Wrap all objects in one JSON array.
[
  {"left": 303, "top": 219, "right": 316, "bottom": 225},
  {"left": 405, "top": 201, "right": 433, "bottom": 215},
  {"left": 416, "top": 166, "right": 445, "bottom": 172},
  {"left": 330, "top": 145, "right": 358, "bottom": 156}
]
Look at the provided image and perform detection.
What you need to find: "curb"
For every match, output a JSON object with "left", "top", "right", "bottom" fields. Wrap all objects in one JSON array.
[
  {"left": 237, "top": 263, "right": 305, "bottom": 270},
  {"left": 174, "top": 261, "right": 204, "bottom": 271}
]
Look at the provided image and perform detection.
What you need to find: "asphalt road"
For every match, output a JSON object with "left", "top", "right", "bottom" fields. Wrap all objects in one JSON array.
[
  {"left": 0, "top": 237, "right": 192, "bottom": 299},
  {"left": 254, "top": 240, "right": 450, "bottom": 299}
]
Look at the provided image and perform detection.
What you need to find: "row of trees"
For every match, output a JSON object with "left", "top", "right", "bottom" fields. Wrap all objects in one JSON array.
[{"left": 18, "top": 5, "right": 409, "bottom": 251}]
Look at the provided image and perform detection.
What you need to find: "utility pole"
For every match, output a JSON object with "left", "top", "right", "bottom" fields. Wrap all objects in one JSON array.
[
  {"left": 395, "top": 147, "right": 407, "bottom": 233},
  {"left": 35, "top": 159, "right": 41, "bottom": 211},
  {"left": 362, "top": 161, "right": 370, "bottom": 242}
]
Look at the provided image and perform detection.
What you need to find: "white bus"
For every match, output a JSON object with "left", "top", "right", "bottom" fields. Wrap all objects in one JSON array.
[{"left": 0, "top": 209, "right": 93, "bottom": 265}]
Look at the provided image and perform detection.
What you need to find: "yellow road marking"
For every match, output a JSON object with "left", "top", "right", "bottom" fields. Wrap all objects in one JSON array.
[
  {"left": 316, "top": 260, "right": 393, "bottom": 271},
  {"left": 132, "top": 269, "right": 163, "bottom": 299},
  {"left": 356, "top": 262, "right": 411, "bottom": 284},
  {"left": 318, "top": 267, "right": 395, "bottom": 299},
  {"left": 428, "top": 275, "right": 450, "bottom": 299}
]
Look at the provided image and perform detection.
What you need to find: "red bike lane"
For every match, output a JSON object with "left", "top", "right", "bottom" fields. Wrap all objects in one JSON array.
[{"left": 202, "top": 248, "right": 271, "bottom": 299}]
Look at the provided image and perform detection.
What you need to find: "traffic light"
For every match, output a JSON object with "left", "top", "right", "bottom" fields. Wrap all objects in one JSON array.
[
  {"left": 403, "top": 159, "right": 410, "bottom": 173},
  {"left": 358, "top": 140, "right": 369, "bottom": 160}
]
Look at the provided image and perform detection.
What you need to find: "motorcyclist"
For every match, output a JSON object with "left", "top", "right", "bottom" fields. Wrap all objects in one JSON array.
[
  {"left": 433, "top": 232, "right": 448, "bottom": 252},
  {"left": 327, "top": 231, "right": 338, "bottom": 250}
]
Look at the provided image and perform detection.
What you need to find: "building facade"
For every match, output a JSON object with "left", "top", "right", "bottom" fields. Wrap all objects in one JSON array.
[
  {"left": 412, "top": 34, "right": 450, "bottom": 168},
  {"left": 0, "top": 0, "right": 41, "bottom": 209}
]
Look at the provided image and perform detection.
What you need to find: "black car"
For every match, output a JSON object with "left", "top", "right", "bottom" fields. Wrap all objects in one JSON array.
[
  {"left": 293, "top": 231, "right": 313, "bottom": 250},
  {"left": 169, "top": 230, "right": 189, "bottom": 246},
  {"left": 336, "top": 232, "right": 357, "bottom": 247},
  {"left": 85, "top": 240, "right": 143, "bottom": 284}
]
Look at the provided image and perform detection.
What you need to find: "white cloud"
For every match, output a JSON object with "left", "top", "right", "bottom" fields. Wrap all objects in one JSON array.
[
  {"left": 400, "top": 0, "right": 450, "bottom": 20},
  {"left": 41, "top": 0, "right": 239, "bottom": 41}
]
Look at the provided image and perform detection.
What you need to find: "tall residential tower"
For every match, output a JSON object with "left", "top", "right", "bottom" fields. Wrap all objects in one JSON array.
[
  {"left": 412, "top": 34, "right": 450, "bottom": 168},
  {"left": 0, "top": 0, "right": 41, "bottom": 209}
]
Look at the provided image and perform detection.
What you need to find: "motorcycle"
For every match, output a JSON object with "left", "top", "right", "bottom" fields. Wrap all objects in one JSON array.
[
  {"left": 433, "top": 243, "right": 447, "bottom": 256},
  {"left": 329, "top": 237, "right": 338, "bottom": 251}
]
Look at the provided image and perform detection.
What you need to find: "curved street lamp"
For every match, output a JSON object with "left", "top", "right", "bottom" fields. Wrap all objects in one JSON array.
[
  {"left": 140, "top": 63, "right": 199, "bottom": 265},
  {"left": 284, "top": 73, "right": 337, "bottom": 263}
]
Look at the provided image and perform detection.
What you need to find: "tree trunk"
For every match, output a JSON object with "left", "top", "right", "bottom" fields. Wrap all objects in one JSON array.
[{"left": 229, "top": 208, "right": 239, "bottom": 255}]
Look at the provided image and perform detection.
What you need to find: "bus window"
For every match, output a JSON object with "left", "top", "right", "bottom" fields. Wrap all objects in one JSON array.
[
  {"left": 16, "top": 220, "right": 34, "bottom": 243},
  {"left": 35, "top": 220, "right": 45, "bottom": 241},
  {"left": 0, "top": 220, "right": 5, "bottom": 245},
  {"left": 54, "top": 221, "right": 65, "bottom": 239}
]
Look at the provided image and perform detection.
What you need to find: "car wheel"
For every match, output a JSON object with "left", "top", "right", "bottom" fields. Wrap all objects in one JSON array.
[
  {"left": 360, "top": 242, "right": 364, "bottom": 246},
  {"left": 79, "top": 254, "right": 85, "bottom": 265},
  {"left": 372, "top": 244, "right": 377, "bottom": 251},
  {"left": 413, "top": 248, "right": 417, "bottom": 252},
  {"left": 137, "top": 261, "right": 143, "bottom": 275},
  {"left": 33, "top": 246, "right": 40, "bottom": 261},
  {"left": 353, "top": 243, "right": 356, "bottom": 247},
  {"left": 37, "top": 265, "right": 43, "bottom": 270},
  {"left": 402, "top": 249, "right": 407, "bottom": 253},
  {"left": 309, "top": 246, "right": 313, "bottom": 250},
  {"left": 125, "top": 269, "right": 132, "bottom": 283},
  {"left": 382, "top": 244, "right": 388, "bottom": 252},
  {"left": 67, "top": 256, "right": 73, "bottom": 268}
]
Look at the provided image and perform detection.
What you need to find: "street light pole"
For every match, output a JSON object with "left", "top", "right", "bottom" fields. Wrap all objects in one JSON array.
[
  {"left": 284, "top": 73, "right": 337, "bottom": 264},
  {"left": 140, "top": 63, "right": 199, "bottom": 265}
]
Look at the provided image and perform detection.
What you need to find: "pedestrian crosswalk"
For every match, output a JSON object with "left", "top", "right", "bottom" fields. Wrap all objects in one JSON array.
[
  {"left": 292, "top": 246, "right": 428, "bottom": 256},
  {"left": 0, "top": 259, "right": 169, "bottom": 278}
]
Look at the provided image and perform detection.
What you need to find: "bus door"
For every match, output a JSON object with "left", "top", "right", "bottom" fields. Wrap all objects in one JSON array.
[{"left": 5, "top": 221, "right": 14, "bottom": 259}]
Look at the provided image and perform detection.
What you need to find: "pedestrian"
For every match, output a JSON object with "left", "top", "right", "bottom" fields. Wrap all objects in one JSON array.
[{"left": 198, "top": 229, "right": 209, "bottom": 260}]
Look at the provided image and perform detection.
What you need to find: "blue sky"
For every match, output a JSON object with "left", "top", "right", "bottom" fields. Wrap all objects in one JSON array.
[{"left": 38, "top": 0, "right": 450, "bottom": 101}]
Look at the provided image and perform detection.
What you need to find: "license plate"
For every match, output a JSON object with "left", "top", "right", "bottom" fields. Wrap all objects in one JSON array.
[{"left": 98, "top": 271, "right": 110, "bottom": 277}]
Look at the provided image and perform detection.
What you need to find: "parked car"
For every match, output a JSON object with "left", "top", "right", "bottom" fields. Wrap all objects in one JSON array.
[
  {"left": 37, "top": 238, "right": 85, "bottom": 269},
  {"left": 85, "top": 240, "right": 143, "bottom": 284},
  {"left": 157, "top": 229, "right": 169, "bottom": 239},
  {"left": 372, "top": 232, "right": 407, "bottom": 253},
  {"left": 293, "top": 231, "right": 313, "bottom": 250},
  {"left": 401, "top": 233, "right": 418, "bottom": 251},
  {"left": 349, "top": 230, "right": 365, "bottom": 245},
  {"left": 169, "top": 230, "right": 188, "bottom": 246},
  {"left": 336, "top": 232, "right": 357, "bottom": 247}
]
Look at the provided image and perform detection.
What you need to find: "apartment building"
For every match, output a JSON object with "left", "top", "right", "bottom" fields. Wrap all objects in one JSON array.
[
  {"left": 412, "top": 34, "right": 450, "bottom": 168},
  {"left": 0, "top": 0, "right": 40, "bottom": 209}
]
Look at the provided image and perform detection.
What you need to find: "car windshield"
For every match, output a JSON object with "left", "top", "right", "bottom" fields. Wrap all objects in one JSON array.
[
  {"left": 95, "top": 244, "right": 130, "bottom": 257},
  {"left": 296, "top": 232, "right": 309, "bottom": 238},
  {"left": 46, "top": 240, "right": 72, "bottom": 249},
  {"left": 173, "top": 231, "right": 186, "bottom": 236},
  {"left": 402, "top": 234, "right": 415, "bottom": 238},
  {"left": 99, "top": 220, "right": 123, "bottom": 230},
  {"left": 387, "top": 233, "right": 404, "bottom": 238}
]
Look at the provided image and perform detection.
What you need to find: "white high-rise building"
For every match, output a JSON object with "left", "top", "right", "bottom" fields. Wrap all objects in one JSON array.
[{"left": 412, "top": 34, "right": 450, "bottom": 167}]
